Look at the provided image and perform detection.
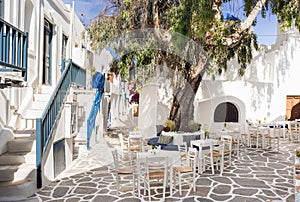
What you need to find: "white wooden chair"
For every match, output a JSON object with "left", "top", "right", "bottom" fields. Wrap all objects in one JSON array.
[
  {"left": 231, "top": 132, "right": 241, "bottom": 156},
  {"left": 178, "top": 142, "right": 188, "bottom": 165},
  {"left": 204, "top": 140, "right": 225, "bottom": 175},
  {"left": 173, "top": 147, "right": 198, "bottom": 195},
  {"left": 265, "top": 127, "right": 280, "bottom": 151},
  {"left": 143, "top": 156, "right": 168, "bottom": 201},
  {"left": 190, "top": 140, "right": 214, "bottom": 174},
  {"left": 111, "top": 149, "right": 135, "bottom": 196},
  {"left": 118, "top": 133, "right": 128, "bottom": 159},
  {"left": 220, "top": 134, "right": 233, "bottom": 166}
]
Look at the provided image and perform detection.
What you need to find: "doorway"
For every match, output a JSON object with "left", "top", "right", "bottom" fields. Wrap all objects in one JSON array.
[
  {"left": 43, "top": 19, "right": 53, "bottom": 85},
  {"left": 286, "top": 96, "right": 300, "bottom": 120}
]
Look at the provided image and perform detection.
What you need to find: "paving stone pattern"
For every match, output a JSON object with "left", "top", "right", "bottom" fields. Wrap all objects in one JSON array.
[{"left": 28, "top": 127, "right": 298, "bottom": 202}]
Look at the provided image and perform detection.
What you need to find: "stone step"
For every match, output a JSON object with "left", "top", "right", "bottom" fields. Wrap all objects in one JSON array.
[
  {"left": 0, "top": 165, "right": 18, "bottom": 182},
  {"left": 33, "top": 93, "right": 51, "bottom": 102},
  {"left": 7, "top": 138, "right": 35, "bottom": 152},
  {"left": 0, "top": 151, "right": 35, "bottom": 165},
  {"left": 22, "top": 109, "right": 44, "bottom": 119},
  {"left": 0, "top": 163, "right": 35, "bottom": 183},
  {"left": 0, "top": 179, "right": 36, "bottom": 201},
  {"left": 31, "top": 100, "right": 48, "bottom": 110},
  {"left": 41, "top": 85, "right": 54, "bottom": 94},
  {"left": 13, "top": 129, "right": 35, "bottom": 138}
]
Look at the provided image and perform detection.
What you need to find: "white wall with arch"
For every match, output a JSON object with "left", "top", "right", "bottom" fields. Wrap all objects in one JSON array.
[{"left": 195, "top": 94, "right": 246, "bottom": 132}]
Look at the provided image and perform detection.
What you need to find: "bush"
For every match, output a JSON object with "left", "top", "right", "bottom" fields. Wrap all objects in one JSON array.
[
  {"left": 188, "top": 120, "right": 201, "bottom": 132},
  {"left": 165, "top": 120, "right": 176, "bottom": 131}
]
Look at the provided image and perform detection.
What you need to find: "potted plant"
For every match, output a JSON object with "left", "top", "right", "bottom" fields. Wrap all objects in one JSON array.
[
  {"left": 188, "top": 120, "right": 201, "bottom": 132},
  {"left": 151, "top": 143, "right": 157, "bottom": 150},
  {"left": 205, "top": 130, "right": 209, "bottom": 139},
  {"left": 296, "top": 150, "right": 300, "bottom": 164},
  {"left": 165, "top": 119, "right": 176, "bottom": 132}
]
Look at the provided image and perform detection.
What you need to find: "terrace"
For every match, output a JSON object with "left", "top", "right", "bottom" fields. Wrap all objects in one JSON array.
[{"left": 31, "top": 127, "right": 299, "bottom": 202}]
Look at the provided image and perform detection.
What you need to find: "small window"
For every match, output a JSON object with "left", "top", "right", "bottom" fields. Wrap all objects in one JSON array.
[
  {"left": 62, "top": 34, "right": 68, "bottom": 61},
  {"left": 0, "top": 0, "right": 4, "bottom": 18},
  {"left": 214, "top": 102, "right": 239, "bottom": 122}
]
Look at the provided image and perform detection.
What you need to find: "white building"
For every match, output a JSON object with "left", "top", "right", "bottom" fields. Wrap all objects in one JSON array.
[
  {"left": 195, "top": 27, "right": 300, "bottom": 132},
  {"left": 0, "top": 0, "right": 104, "bottom": 200}
]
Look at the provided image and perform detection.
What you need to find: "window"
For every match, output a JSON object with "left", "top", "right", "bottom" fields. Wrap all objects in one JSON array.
[
  {"left": 61, "top": 34, "right": 68, "bottom": 61},
  {"left": 43, "top": 19, "right": 53, "bottom": 84},
  {"left": 0, "top": 0, "right": 4, "bottom": 18},
  {"left": 214, "top": 102, "right": 239, "bottom": 122}
]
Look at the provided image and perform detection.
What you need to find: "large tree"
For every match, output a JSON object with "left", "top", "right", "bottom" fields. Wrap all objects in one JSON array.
[{"left": 87, "top": 0, "right": 300, "bottom": 131}]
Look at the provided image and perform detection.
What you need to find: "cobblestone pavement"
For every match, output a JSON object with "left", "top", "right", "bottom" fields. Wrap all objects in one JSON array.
[{"left": 27, "top": 127, "right": 298, "bottom": 202}]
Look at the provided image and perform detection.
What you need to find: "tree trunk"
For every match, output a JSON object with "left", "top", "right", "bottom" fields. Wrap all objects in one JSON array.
[{"left": 169, "top": 71, "right": 204, "bottom": 131}]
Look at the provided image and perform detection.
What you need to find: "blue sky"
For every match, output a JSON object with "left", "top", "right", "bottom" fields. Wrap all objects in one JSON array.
[{"left": 63, "top": 0, "right": 278, "bottom": 46}]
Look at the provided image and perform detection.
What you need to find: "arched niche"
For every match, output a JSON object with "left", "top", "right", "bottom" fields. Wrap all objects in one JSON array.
[{"left": 214, "top": 102, "right": 239, "bottom": 122}]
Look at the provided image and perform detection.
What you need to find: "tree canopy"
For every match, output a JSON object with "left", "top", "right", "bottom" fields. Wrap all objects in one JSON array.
[{"left": 87, "top": 0, "right": 300, "bottom": 130}]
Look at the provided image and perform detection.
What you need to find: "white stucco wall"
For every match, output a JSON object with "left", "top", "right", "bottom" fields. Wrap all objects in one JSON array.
[{"left": 196, "top": 27, "right": 300, "bottom": 128}]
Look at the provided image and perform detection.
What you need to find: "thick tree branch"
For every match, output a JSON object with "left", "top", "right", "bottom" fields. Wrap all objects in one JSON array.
[
  {"left": 240, "top": 0, "right": 267, "bottom": 31},
  {"left": 227, "top": 0, "right": 267, "bottom": 46},
  {"left": 153, "top": 0, "right": 159, "bottom": 28}
]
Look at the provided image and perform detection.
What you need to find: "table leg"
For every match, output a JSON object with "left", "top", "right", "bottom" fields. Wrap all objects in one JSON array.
[{"left": 137, "top": 162, "right": 141, "bottom": 197}]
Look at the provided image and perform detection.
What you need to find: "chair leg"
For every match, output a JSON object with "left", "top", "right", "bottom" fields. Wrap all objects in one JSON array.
[
  {"left": 132, "top": 174, "right": 135, "bottom": 196},
  {"left": 179, "top": 173, "right": 182, "bottom": 195},
  {"left": 148, "top": 182, "right": 151, "bottom": 202},
  {"left": 116, "top": 175, "right": 120, "bottom": 196},
  {"left": 193, "top": 172, "right": 196, "bottom": 192},
  {"left": 211, "top": 157, "right": 214, "bottom": 175}
]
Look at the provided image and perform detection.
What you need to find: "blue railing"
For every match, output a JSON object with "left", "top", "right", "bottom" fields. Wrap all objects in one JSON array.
[
  {"left": 36, "top": 59, "right": 86, "bottom": 188},
  {"left": 0, "top": 18, "right": 28, "bottom": 80},
  {"left": 87, "top": 73, "right": 105, "bottom": 150}
]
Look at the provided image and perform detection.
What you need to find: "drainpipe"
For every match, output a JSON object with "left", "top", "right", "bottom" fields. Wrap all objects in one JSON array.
[{"left": 69, "top": 0, "right": 74, "bottom": 59}]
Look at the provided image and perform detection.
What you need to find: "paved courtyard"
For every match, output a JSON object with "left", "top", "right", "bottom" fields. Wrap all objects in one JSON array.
[{"left": 27, "top": 127, "right": 298, "bottom": 202}]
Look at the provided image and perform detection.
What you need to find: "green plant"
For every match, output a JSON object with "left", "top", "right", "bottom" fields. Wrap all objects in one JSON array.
[
  {"left": 296, "top": 150, "right": 300, "bottom": 158},
  {"left": 188, "top": 120, "right": 201, "bottom": 132},
  {"left": 165, "top": 119, "right": 176, "bottom": 131},
  {"left": 205, "top": 130, "right": 209, "bottom": 139},
  {"left": 224, "top": 122, "right": 227, "bottom": 128}
]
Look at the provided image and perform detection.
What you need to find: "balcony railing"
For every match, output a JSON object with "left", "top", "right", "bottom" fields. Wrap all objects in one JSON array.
[
  {"left": 0, "top": 18, "right": 28, "bottom": 80},
  {"left": 36, "top": 59, "right": 86, "bottom": 188}
]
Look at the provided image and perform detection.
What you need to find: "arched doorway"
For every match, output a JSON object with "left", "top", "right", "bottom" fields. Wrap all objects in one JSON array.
[
  {"left": 214, "top": 102, "right": 239, "bottom": 122},
  {"left": 286, "top": 96, "right": 300, "bottom": 120}
]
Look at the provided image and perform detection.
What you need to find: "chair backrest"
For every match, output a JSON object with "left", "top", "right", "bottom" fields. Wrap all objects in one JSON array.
[
  {"left": 195, "top": 140, "right": 215, "bottom": 159},
  {"left": 112, "top": 149, "right": 119, "bottom": 170},
  {"left": 214, "top": 140, "right": 225, "bottom": 156},
  {"left": 187, "top": 147, "right": 198, "bottom": 168},
  {"left": 128, "top": 136, "right": 143, "bottom": 152},
  {"left": 269, "top": 126, "right": 281, "bottom": 138},
  {"left": 221, "top": 135, "right": 232, "bottom": 151},
  {"left": 178, "top": 142, "right": 187, "bottom": 163},
  {"left": 118, "top": 133, "right": 125, "bottom": 150},
  {"left": 145, "top": 156, "right": 168, "bottom": 179}
]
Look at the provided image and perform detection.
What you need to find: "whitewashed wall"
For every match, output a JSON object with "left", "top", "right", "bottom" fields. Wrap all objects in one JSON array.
[{"left": 195, "top": 27, "right": 300, "bottom": 129}]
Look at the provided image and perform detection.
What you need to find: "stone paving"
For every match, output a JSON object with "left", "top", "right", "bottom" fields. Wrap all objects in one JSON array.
[{"left": 26, "top": 127, "right": 299, "bottom": 202}]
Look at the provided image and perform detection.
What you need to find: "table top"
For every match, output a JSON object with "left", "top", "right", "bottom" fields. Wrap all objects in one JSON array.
[
  {"left": 136, "top": 150, "right": 181, "bottom": 166},
  {"left": 191, "top": 139, "right": 218, "bottom": 145}
]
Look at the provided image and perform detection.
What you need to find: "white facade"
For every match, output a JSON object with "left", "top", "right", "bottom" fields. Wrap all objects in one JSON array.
[
  {"left": 195, "top": 27, "right": 300, "bottom": 132},
  {"left": 0, "top": 0, "right": 103, "bottom": 189}
]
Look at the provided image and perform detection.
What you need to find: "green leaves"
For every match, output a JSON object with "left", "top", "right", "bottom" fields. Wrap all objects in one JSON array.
[{"left": 87, "top": 0, "right": 300, "bottom": 81}]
